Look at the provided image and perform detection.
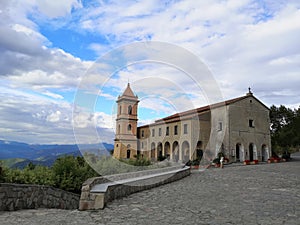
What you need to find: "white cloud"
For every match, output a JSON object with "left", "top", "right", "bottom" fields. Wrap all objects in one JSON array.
[
  {"left": 35, "top": 0, "right": 82, "bottom": 18},
  {"left": 76, "top": 0, "right": 300, "bottom": 108},
  {"left": 1, "top": 0, "right": 300, "bottom": 144},
  {"left": 0, "top": 87, "right": 115, "bottom": 144},
  {"left": 42, "top": 91, "right": 64, "bottom": 99},
  {"left": 46, "top": 110, "right": 62, "bottom": 122}
]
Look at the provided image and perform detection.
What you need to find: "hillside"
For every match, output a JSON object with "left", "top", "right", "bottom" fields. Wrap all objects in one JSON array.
[{"left": 0, "top": 140, "right": 113, "bottom": 168}]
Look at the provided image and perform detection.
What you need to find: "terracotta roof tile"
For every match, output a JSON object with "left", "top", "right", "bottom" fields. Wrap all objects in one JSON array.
[{"left": 154, "top": 94, "right": 268, "bottom": 124}]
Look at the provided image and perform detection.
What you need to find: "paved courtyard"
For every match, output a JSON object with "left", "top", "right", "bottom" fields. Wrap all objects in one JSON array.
[{"left": 0, "top": 155, "right": 299, "bottom": 225}]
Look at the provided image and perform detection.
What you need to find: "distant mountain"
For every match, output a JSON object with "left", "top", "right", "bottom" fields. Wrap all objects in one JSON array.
[
  {"left": 11, "top": 151, "right": 82, "bottom": 169},
  {"left": 0, "top": 140, "right": 114, "bottom": 168}
]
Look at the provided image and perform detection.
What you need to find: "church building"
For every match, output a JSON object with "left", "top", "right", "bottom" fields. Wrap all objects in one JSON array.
[{"left": 113, "top": 83, "right": 271, "bottom": 163}]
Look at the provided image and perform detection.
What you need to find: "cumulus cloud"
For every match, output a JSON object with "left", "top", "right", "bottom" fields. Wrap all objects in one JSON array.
[
  {"left": 1, "top": 0, "right": 299, "bottom": 144},
  {"left": 76, "top": 0, "right": 300, "bottom": 107},
  {"left": 0, "top": 87, "right": 114, "bottom": 144}
]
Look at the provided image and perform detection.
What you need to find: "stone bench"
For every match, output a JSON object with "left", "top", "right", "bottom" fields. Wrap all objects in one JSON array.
[{"left": 79, "top": 165, "right": 190, "bottom": 210}]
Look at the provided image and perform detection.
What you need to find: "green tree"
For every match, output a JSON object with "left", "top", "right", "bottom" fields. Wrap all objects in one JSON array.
[
  {"left": 52, "top": 155, "right": 98, "bottom": 193},
  {"left": 270, "top": 105, "right": 300, "bottom": 154},
  {"left": 26, "top": 162, "right": 36, "bottom": 170}
]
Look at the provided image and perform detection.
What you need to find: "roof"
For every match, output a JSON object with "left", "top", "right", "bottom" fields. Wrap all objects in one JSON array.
[
  {"left": 121, "top": 83, "right": 136, "bottom": 98},
  {"left": 138, "top": 92, "right": 269, "bottom": 128},
  {"left": 117, "top": 83, "right": 138, "bottom": 102}
]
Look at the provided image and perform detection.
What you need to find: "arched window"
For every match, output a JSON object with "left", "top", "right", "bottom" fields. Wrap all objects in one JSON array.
[
  {"left": 128, "top": 105, "right": 132, "bottom": 115},
  {"left": 128, "top": 124, "right": 132, "bottom": 131},
  {"left": 119, "top": 106, "right": 122, "bottom": 114},
  {"left": 118, "top": 124, "right": 120, "bottom": 133}
]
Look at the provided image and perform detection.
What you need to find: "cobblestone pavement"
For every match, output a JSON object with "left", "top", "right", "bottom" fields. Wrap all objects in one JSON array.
[{"left": 1, "top": 156, "right": 299, "bottom": 225}]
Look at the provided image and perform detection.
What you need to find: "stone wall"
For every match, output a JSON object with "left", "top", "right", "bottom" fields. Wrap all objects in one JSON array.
[
  {"left": 0, "top": 183, "right": 80, "bottom": 211},
  {"left": 79, "top": 166, "right": 191, "bottom": 210}
]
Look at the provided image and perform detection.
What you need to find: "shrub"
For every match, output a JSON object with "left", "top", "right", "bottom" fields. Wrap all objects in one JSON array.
[
  {"left": 52, "top": 155, "right": 98, "bottom": 193},
  {"left": 1, "top": 156, "right": 98, "bottom": 194}
]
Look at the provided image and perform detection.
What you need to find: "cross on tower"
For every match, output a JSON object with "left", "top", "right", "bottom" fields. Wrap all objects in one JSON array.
[{"left": 248, "top": 87, "right": 252, "bottom": 94}]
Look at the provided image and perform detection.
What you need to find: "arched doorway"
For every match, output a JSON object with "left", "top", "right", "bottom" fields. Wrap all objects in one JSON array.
[
  {"left": 164, "top": 142, "right": 170, "bottom": 160},
  {"left": 127, "top": 144, "right": 131, "bottom": 159},
  {"left": 172, "top": 141, "right": 179, "bottom": 162},
  {"left": 182, "top": 141, "right": 190, "bottom": 163},
  {"left": 236, "top": 143, "right": 241, "bottom": 162},
  {"left": 194, "top": 141, "right": 203, "bottom": 161},
  {"left": 127, "top": 150, "right": 131, "bottom": 159},
  {"left": 151, "top": 142, "right": 155, "bottom": 160},
  {"left": 157, "top": 142, "right": 163, "bottom": 160},
  {"left": 249, "top": 143, "right": 254, "bottom": 161},
  {"left": 261, "top": 144, "right": 268, "bottom": 162}
]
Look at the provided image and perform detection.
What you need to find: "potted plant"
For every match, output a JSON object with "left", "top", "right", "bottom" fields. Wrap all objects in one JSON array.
[
  {"left": 250, "top": 159, "right": 259, "bottom": 164},
  {"left": 243, "top": 160, "right": 250, "bottom": 165},
  {"left": 274, "top": 158, "right": 280, "bottom": 163},
  {"left": 267, "top": 158, "right": 274, "bottom": 163}
]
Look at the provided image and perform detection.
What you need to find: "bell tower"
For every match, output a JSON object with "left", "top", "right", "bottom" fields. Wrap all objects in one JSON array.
[{"left": 113, "top": 83, "right": 139, "bottom": 159}]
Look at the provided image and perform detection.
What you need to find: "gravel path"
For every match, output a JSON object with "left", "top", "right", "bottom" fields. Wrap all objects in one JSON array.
[{"left": 1, "top": 156, "right": 299, "bottom": 225}]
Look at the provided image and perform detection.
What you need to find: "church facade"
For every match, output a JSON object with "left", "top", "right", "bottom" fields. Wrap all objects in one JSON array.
[{"left": 113, "top": 83, "right": 271, "bottom": 163}]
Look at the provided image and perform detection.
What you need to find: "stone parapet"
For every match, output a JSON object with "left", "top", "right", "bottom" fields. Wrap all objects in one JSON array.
[{"left": 79, "top": 166, "right": 190, "bottom": 210}]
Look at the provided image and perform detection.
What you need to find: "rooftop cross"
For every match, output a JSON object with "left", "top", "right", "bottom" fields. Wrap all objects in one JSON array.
[{"left": 248, "top": 87, "right": 252, "bottom": 94}]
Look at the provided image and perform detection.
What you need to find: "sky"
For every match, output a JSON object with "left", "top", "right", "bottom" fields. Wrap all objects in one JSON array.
[{"left": 0, "top": 0, "right": 299, "bottom": 145}]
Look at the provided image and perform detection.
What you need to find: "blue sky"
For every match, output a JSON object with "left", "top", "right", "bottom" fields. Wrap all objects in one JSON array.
[{"left": 0, "top": 0, "right": 299, "bottom": 144}]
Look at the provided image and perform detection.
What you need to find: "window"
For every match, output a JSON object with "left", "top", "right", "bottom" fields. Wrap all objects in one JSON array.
[
  {"left": 128, "top": 105, "right": 132, "bottom": 115},
  {"left": 218, "top": 122, "right": 222, "bottom": 131},
  {"left": 127, "top": 124, "right": 132, "bottom": 131},
  {"left": 152, "top": 129, "right": 155, "bottom": 137},
  {"left": 159, "top": 128, "right": 162, "bottom": 136},
  {"left": 141, "top": 142, "right": 144, "bottom": 149},
  {"left": 184, "top": 124, "right": 188, "bottom": 134},
  {"left": 141, "top": 130, "right": 144, "bottom": 137},
  {"left": 119, "top": 106, "right": 122, "bottom": 114},
  {"left": 166, "top": 126, "right": 169, "bottom": 136},
  {"left": 249, "top": 119, "right": 254, "bottom": 127},
  {"left": 174, "top": 125, "right": 178, "bottom": 135}
]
